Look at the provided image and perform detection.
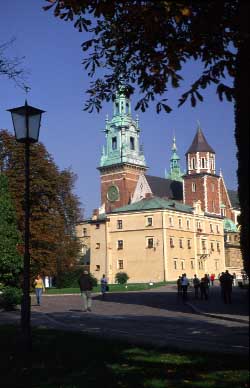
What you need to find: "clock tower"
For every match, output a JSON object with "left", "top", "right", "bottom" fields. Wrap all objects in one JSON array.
[{"left": 98, "top": 85, "right": 147, "bottom": 212}]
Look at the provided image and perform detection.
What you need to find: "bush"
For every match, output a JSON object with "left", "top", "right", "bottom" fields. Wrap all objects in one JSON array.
[
  {"left": 0, "top": 286, "right": 22, "bottom": 311},
  {"left": 115, "top": 272, "right": 129, "bottom": 285}
]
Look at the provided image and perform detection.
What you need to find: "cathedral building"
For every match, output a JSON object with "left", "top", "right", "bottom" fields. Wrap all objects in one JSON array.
[{"left": 76, "top": 88, "right": 243, "bottom": 283}]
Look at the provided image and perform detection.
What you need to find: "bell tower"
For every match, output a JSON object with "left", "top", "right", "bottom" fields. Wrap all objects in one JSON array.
[
  {"left": 98, "top": 85, "right": 147, "bottom": 212},
  {"left": 183, "top": 124, "right": 234, "bottom": 219}
]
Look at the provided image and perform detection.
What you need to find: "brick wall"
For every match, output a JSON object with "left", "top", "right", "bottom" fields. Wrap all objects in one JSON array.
[{"left": 100, "top": 164, "right": 146, "bottom": 211}]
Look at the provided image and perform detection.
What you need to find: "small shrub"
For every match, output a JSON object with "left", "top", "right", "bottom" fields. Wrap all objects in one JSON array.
[
  {"left": 115, "top": 272, "right": 129, "bottom": 285},
  {"left": 0, "top": 286, "right": 22, "bottom": 311}
]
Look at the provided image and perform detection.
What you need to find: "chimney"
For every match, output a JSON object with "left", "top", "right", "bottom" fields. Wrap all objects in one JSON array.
[{"left": 145, "top": 192, "right": 153, "bottom": 198}]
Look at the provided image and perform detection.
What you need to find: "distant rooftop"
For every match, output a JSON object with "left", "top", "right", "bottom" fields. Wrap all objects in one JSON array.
[{"left": 110, "top": 196, "right": 193, "bottom": 214}]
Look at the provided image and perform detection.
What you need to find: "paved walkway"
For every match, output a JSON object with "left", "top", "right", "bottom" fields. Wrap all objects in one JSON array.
[{"left": 0, "top": 284, "right": 248, "bottom": 355}]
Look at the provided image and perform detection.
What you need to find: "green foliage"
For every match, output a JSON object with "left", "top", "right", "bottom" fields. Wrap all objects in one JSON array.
[
  {"left": 0, "top": 286, "right": 22, "bottom": 310},
  {"left": 55, "top": 267, "right": 97, "bottom": 288},
  {"left": 115, "top": 272, "right": 129, "bottom": 285},
  {"left": 0, "top": 130, "right": 83, "bottom": 279},
  {"left": 0, "top": 174, "right": 22, "bottom": 287}
]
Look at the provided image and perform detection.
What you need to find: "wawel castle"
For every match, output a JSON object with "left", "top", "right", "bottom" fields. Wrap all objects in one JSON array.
[{"left": 76, "top": 87, "right": 242, "bottom": 283}]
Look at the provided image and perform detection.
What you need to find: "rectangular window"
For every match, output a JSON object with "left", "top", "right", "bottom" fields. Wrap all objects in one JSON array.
[
  {"left": 170, "top": 237, "right": 174, "bottom": 248},
  {"left": 201, "top": 157, "right": 206, "bottom": 168},
  {"left": 187, "top": 239, "right": 191, "bottom": 249},
  {"left": 117, "top": 219, "right": 123, "bottom": 229},
  {"left": 212, "top": 183, "right": 215, "bottom": 192},
  {"left": 186, "top": 219, "right": 190, "bottom": 229},
  {"left": 118, "top": 260, "right": 124, "bottom": 270},
  {"left": 192, "top": 182, "right": 196, "bottom": 192},
  {"left": 169, "top": 217, "right": 173, "bottom": 227},
  {"left": 192, "top": 158, "right": 195, "bottom": 169},
  {"left": 216, "top": 225, "right": 220, "bottom": 234},
  {"left": 130, "top": 137, "right": 135, "bottom": 150},
  {"left": 95, "top": 243, "right": 100, "bottom": 249},
  {"left": 210, "top": 223, "right": 213, "bottom": 233},
  {"left": 181, "top": 261, "right": 185, "bottom": 270},
  {"left": 201, "top": 239, "right": 206, "bottom": 251},
  {"left": 117, "top": 240, "right": 123, "bottom": 250},
  {"left": 147, "top": 238, "right": 154, "bottom": 249},
  {"left": 83, "top": 228, "right": 87, "bottom": 236},
  {"left": 179, "top": 239, "right": 183, "bottom": 248},
  {"left": 95, "top": 224, "right": 100, "bottom": 229},
  {"left": 112, "top": 137, "right": 117, "bottom": 150},
  {"left": 147, "top": 217, "right": 153, "bottom": 227},
  {"left": 178, "top": 218, "right": 182, "bottom": 228},
  {"left": 217, "top": 242, "right": 220, "bottom": 252},
  {"left": 211, "top": 242, "right": 214, "bottom": 251},
  {"left": 96, "top": 265, "right": 100, "bottom": 271},
  {"left": 197, "top": 222, "right": 202, "bottom": 232},
  {"left": 191, "top": 260, "right": 194, "bottom": 270},
  {"left": 174, "top": 260, "right": 177, "bottom": 270}
]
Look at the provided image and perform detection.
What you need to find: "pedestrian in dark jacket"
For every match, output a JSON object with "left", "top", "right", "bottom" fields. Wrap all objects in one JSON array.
[
  {"left": 219, "top": 270, "right": 234, "bottom": 303},
  {"left": 193, "top": 275, "right": 200, "bottom": 299},
  {"left": 200, "top": 275, "right": 209, "bottom": 300},
  {"left": 78, "top": 270, "right": 93, "bottom": 312}
]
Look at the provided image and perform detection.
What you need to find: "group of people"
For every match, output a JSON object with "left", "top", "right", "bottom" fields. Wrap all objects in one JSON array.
[
  {"left": 176, "top": 270, "right": 235, "bottom": 303},
  {"left": 34, "top": 269, "right": 235, "bottom": 309},
  {"left": 219, "top": 270, "right": 234, "bottom": 304},
  {"left": 33, "top": 271, "right": 109, "bottom": 310}
]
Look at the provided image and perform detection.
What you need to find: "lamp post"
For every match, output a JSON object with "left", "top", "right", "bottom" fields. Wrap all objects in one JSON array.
[{"left": 7, "top": 100, "right": 45, "bottom": 349}]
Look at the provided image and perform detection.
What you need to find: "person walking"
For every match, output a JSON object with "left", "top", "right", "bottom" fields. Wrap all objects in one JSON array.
[
  {"left": 34, "top": 274, "right": 45, "bottom": 306},
  {"left": 193, "top": 274, "right": 200, "bottom": 299},
  {"left": 200, "top": 275, "right": 209, "bottom": 300},
  {"left": 181, "top": 273, "right": 189, "bottom": 301},
  {"left": 78, "top": 270, "right": 94, "bottom": 312},
  {"left": 219, "top": 270, "right": 234, "bottom": 303},
  {"left": 101, "top": 274, "right": 108, "bottom": 299},
  {"left": 177, "top": 276, "right": 182, "bottom": 297}
]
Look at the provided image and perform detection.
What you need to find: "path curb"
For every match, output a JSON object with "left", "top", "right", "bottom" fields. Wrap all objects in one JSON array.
[{"left": 186, "top": 302, "right": 249, "bottom": 324}]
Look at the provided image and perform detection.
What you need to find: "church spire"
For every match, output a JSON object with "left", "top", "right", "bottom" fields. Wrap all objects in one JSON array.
[
  {"left": 165, "top": 135, "right": 184, "bottom": 182},
  {"left": 99, "top": 86, "right": 146, "bottom": 168}
]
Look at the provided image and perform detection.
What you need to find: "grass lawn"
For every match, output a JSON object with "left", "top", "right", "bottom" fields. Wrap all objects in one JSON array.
[
  {"left": 0, "top": 325, "right": 248, "bottom": 388},
  {"left": 44, "top": 281, "right": 174, "bottom": 294}
]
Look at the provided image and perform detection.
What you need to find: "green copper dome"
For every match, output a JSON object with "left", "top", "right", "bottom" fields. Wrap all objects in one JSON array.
[
  {"left": 99, "top": 86, "right": 146, "bottom": 168},
  {"left": 223, "top": 218, "right": 238, "bottom": 232}
]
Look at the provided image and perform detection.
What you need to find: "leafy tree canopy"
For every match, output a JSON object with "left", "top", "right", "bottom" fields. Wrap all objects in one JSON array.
[
  {"left": 0, "top": 174, "right": 22, "bottom": 286},
  {"left": 43, "top": 0, "right": 239, "bottom": 112},
  {"left": 0, "top": 130, "right": 82, "bottom": 278}
]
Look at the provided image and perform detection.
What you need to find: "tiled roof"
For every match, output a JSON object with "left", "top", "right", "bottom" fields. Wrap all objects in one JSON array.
[
  {"left": 111, "top": 196, "right": 193, "bottom": 214},
  {"left": 145, "top": 175, "right": 183, "bottom": 200},
  {"left": 228, "top": 190, "right": 240, "bottom": 209},
  {"left": 186, "top": 128, "right": 215, "bottom": 154}
]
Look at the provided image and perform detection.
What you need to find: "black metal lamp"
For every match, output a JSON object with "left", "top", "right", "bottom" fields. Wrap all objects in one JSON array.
[{"left": 7, "top": 100, "right": 45, "bottom": 350}]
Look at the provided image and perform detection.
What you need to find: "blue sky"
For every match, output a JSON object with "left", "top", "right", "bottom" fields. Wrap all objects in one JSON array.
[{"left": 0, "top": 1, "right": 238, "bottom": 217}]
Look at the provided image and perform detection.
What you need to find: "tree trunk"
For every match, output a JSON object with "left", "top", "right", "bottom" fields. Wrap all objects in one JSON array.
[{"left": 234, "top": 0, "right": 250, "bottom": 277}]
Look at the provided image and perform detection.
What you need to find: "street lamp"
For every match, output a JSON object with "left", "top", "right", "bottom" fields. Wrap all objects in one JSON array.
[{"left": 7, "top": 100, "right": 45, "bottom": 349}]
